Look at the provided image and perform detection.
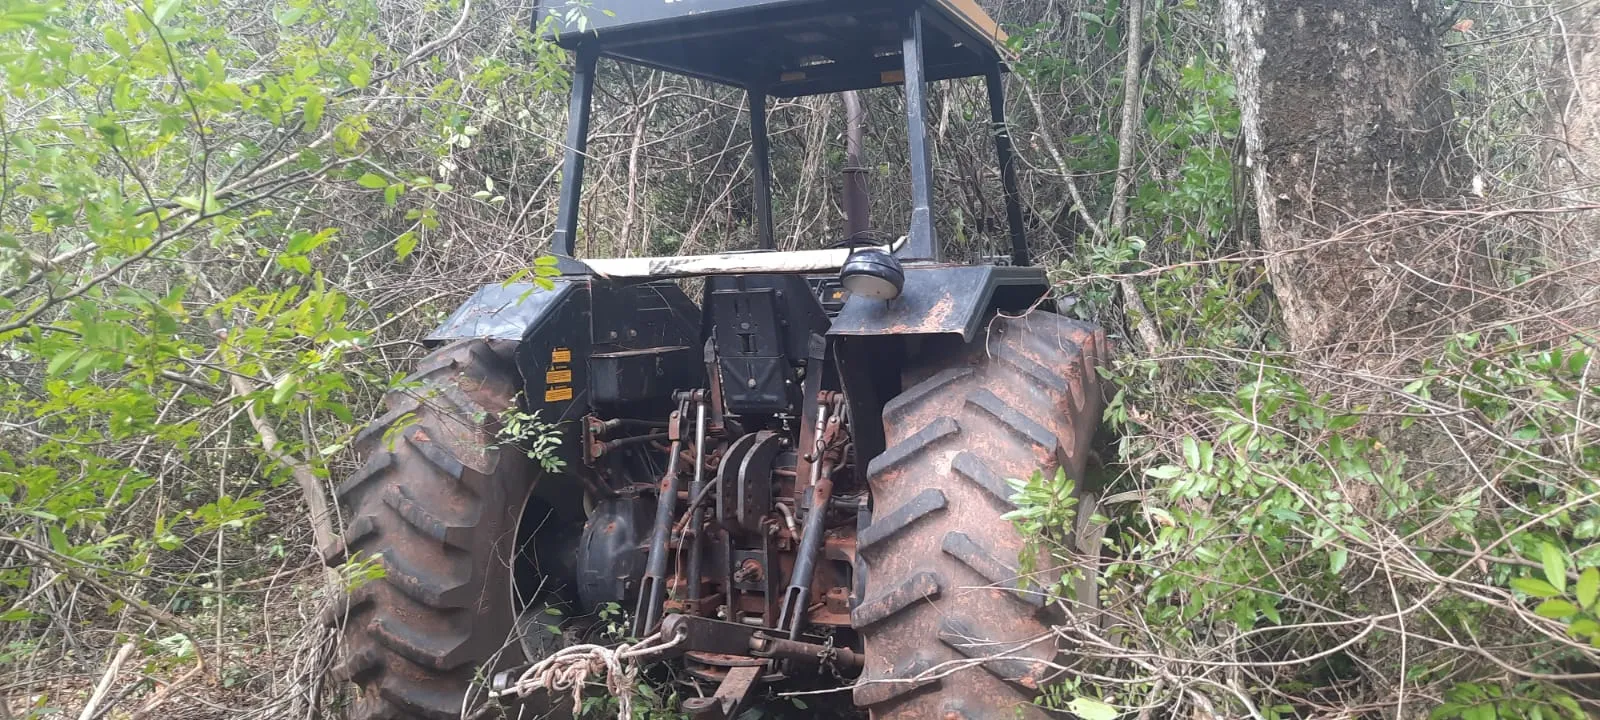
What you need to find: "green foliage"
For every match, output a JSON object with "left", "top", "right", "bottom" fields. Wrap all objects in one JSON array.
[
  {"left": 1068, "top": 327, "right": 1600, "bottom": 715},
  {"left": 1013, "top": 6, "right": 1600, "bottom": 718},
  {"left": 1005, "top": 466, "right": 1094, "bottom": 601},
  {"left": 499, "top": 406, "right": 567, "bottom": 474},
  {"left": 0, "top": 0, "right": 574, "bottom": 705},
  {"left": 1430, "top": 681, "right": 1585, "bottom": 720}
]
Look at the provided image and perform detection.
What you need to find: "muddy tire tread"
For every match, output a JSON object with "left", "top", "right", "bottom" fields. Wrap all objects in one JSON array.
[
  {"left": 854, "top": 312, "right": 1107, "bottom": 719},
  {"left": 327, "top": 340, "right": 532, "bottom": 720}
]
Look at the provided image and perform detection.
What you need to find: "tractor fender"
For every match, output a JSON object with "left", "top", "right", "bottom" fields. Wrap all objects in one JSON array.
[
  {"left": 424, "top": 277, "right": 703, "bottom": 517},
  {"left": 826, "top": 264, "right": 1053, "bottom": 341},
  {"left": 425, "top": 280, "right": 582, "bottom": 343}
]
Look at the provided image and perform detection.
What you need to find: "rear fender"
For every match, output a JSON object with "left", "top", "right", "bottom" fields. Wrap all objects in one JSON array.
[
  {"left": 425, "top": 278, "right": 703, "bottom": 514},
  {"left": 825, "top": 264, "right": 1050, "bottom": 341},
  {"left": 826, "top": 263, "right": 1053, "bottom": 470}
]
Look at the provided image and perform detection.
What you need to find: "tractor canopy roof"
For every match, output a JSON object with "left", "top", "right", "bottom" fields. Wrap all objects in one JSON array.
[{"left": 537, "top": 0, "right": 1011, "bottom": 97}]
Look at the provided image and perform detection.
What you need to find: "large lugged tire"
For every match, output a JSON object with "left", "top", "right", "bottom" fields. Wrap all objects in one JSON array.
[
  {"left": 323, "top": 340, "right": 535, "bottom": 720},
  {"left": 853, "top": 312, "right": 1108, "bottom": 719}
]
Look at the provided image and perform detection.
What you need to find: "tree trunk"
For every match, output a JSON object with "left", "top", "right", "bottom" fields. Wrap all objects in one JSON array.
[{"left": 1223, "top": 0, "right": 1460, "bottom": 351}]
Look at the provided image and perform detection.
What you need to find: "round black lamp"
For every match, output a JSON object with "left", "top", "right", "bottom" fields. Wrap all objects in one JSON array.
[{"left": 840, "top": 247, "right": 905, "bottom": 300}]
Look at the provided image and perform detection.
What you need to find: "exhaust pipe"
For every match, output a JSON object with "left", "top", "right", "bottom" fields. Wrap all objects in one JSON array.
[{"left": 842, "top": 91, "right": 869, "bottom": 243}]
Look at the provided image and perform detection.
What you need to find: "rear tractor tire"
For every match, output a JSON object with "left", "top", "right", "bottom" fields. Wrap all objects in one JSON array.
[
  {"left": 322, "top": 340, "right": 549, "bottom": 720},
  {"left": 854, "top": 312, "right": 1109, "bottom": 719}
]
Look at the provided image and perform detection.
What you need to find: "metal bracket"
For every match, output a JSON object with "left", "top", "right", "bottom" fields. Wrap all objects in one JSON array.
[{"left": 683, "top": 665, "right": 762, "bottom": 719}]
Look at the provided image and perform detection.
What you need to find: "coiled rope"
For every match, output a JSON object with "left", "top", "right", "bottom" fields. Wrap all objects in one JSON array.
[{"left": 491, "top": 630, "right": 687, "bottom": 719}]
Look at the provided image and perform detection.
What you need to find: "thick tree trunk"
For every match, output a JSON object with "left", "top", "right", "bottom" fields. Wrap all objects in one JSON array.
[{"left": 1223, "top": 0, "right": 1460, "bottom": 351}]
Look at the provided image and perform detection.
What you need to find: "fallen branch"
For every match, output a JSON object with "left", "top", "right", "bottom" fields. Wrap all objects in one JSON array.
[
  {"left": 211, "top": 325, "right": 337, "bottom": 557},
  {"left": 77, "top": 642, "right": 135, "bottom": 720}
]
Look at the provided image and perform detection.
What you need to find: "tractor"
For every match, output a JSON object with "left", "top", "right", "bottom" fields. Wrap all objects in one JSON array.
[{"left": 324, "top": 0, "right": 1109, "bottom": 717}]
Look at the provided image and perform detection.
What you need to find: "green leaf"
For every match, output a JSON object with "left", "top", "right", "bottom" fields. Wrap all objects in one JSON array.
[
  {"left": 47, "top": 525, "right": 70, "bottom": 554},
  {"left": 394, "top": 231, "right": 418, "bottom": 261},
  {"left": 271, "top": 374, "right": 298, "bottom": 404},
  {"left": 1512, "top": 577, "right": 1562, "bottom": 598},
  {"left": 0, "top": 1, "right": 62, "bottom": 33},
  {"left": 1535, "top": 599, "right": 1578, "bottom": 618},
  {"left": 1567, "top": 618, "right": 1599, "bottom": 638},
  {"left": 1182, "top": 436, "right": 1200, "bottom": 470},
  {"left": 152, "top": 0, "right": 182, "bottom": 25},
  {"left": 47, "top": 350, "right": 78, "bottom": 376},
  {"left": 348, "top": 55, "right": 372, "bottom": 88},
  {"left": 1329, "top": 547, "right": 1349, "bottom": 575},
  {"left": 1580, "top": 568, "right": 1600, "bottom": 609},
  {"left": 356, "top": 173, "right": 388, "bottom": 189},
  {"left": 1542, "top": 542, "right": 1568, "bottom": 594},
  {"left": 1144, "top": 465, "right": 1183, "bottom": 480},
  {"left": 1067, "top": 697, "right": 1117, "bottom": 720},
  {"left": 302, "top": 93, "right": 326, "bottom": 132},
  {"left": 286, "top": 228, "right": 335, "bottom": 255}
]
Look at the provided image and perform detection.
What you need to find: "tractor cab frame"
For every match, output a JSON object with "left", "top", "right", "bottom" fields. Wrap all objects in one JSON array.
[{"left": 543, "top": 0, "right": 1032, "bottom": 267}]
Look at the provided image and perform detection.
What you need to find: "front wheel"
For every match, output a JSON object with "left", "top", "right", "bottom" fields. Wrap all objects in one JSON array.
[{"left": 853, "top": 312, "right": 1108, "bottom": 719}]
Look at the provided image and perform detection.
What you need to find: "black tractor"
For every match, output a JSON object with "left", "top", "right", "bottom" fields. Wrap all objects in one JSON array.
[{"left": 324, "top": 0, "right": 1108, "bottom": 717}]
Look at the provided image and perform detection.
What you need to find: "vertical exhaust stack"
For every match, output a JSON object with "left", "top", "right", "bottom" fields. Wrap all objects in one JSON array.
[
  {"left": 838, "top": 90, "right": 903, "bottom": 300},
  {"left": 842, "top": 91, "right": 870, "bottom": 243}
]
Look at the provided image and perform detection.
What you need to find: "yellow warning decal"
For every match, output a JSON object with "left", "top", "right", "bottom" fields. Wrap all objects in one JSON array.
[
  {"left": 551, "top": 347, "right": 572, "bottom": 363},
  {"left": 546, "top": 369, "right": 572, "bottom": 384},
  {"left": 544, "top": 386, "right": 573, "bottom": 402}
]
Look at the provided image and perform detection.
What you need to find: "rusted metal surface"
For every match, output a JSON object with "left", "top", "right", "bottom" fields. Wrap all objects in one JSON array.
[
  {"left": 610, "top": 365, "right": 867, "bottom": 712},
  {"left": 714, "top": 431, "right": 782, "bottom": 533},
  {"left": 684, "top": 651, "right": 767, "bottom": 668},
  {"left": 683, "top": 665, "right": 762, "bottom": 719},
  {"left": 634, "top": 403, "right": 689, "bottom": 637},
  {"left": 779, "top": 395, "right": 848, "bottom": 638},
  {"left": 749, "top": 633, "right": 864, "bottom": 671},
  {"left": 827, "top": 264, "right": 1049, "bottom": 340},
  {"left": 662, "top": 615, "right": 760, "bottom": 657}
]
